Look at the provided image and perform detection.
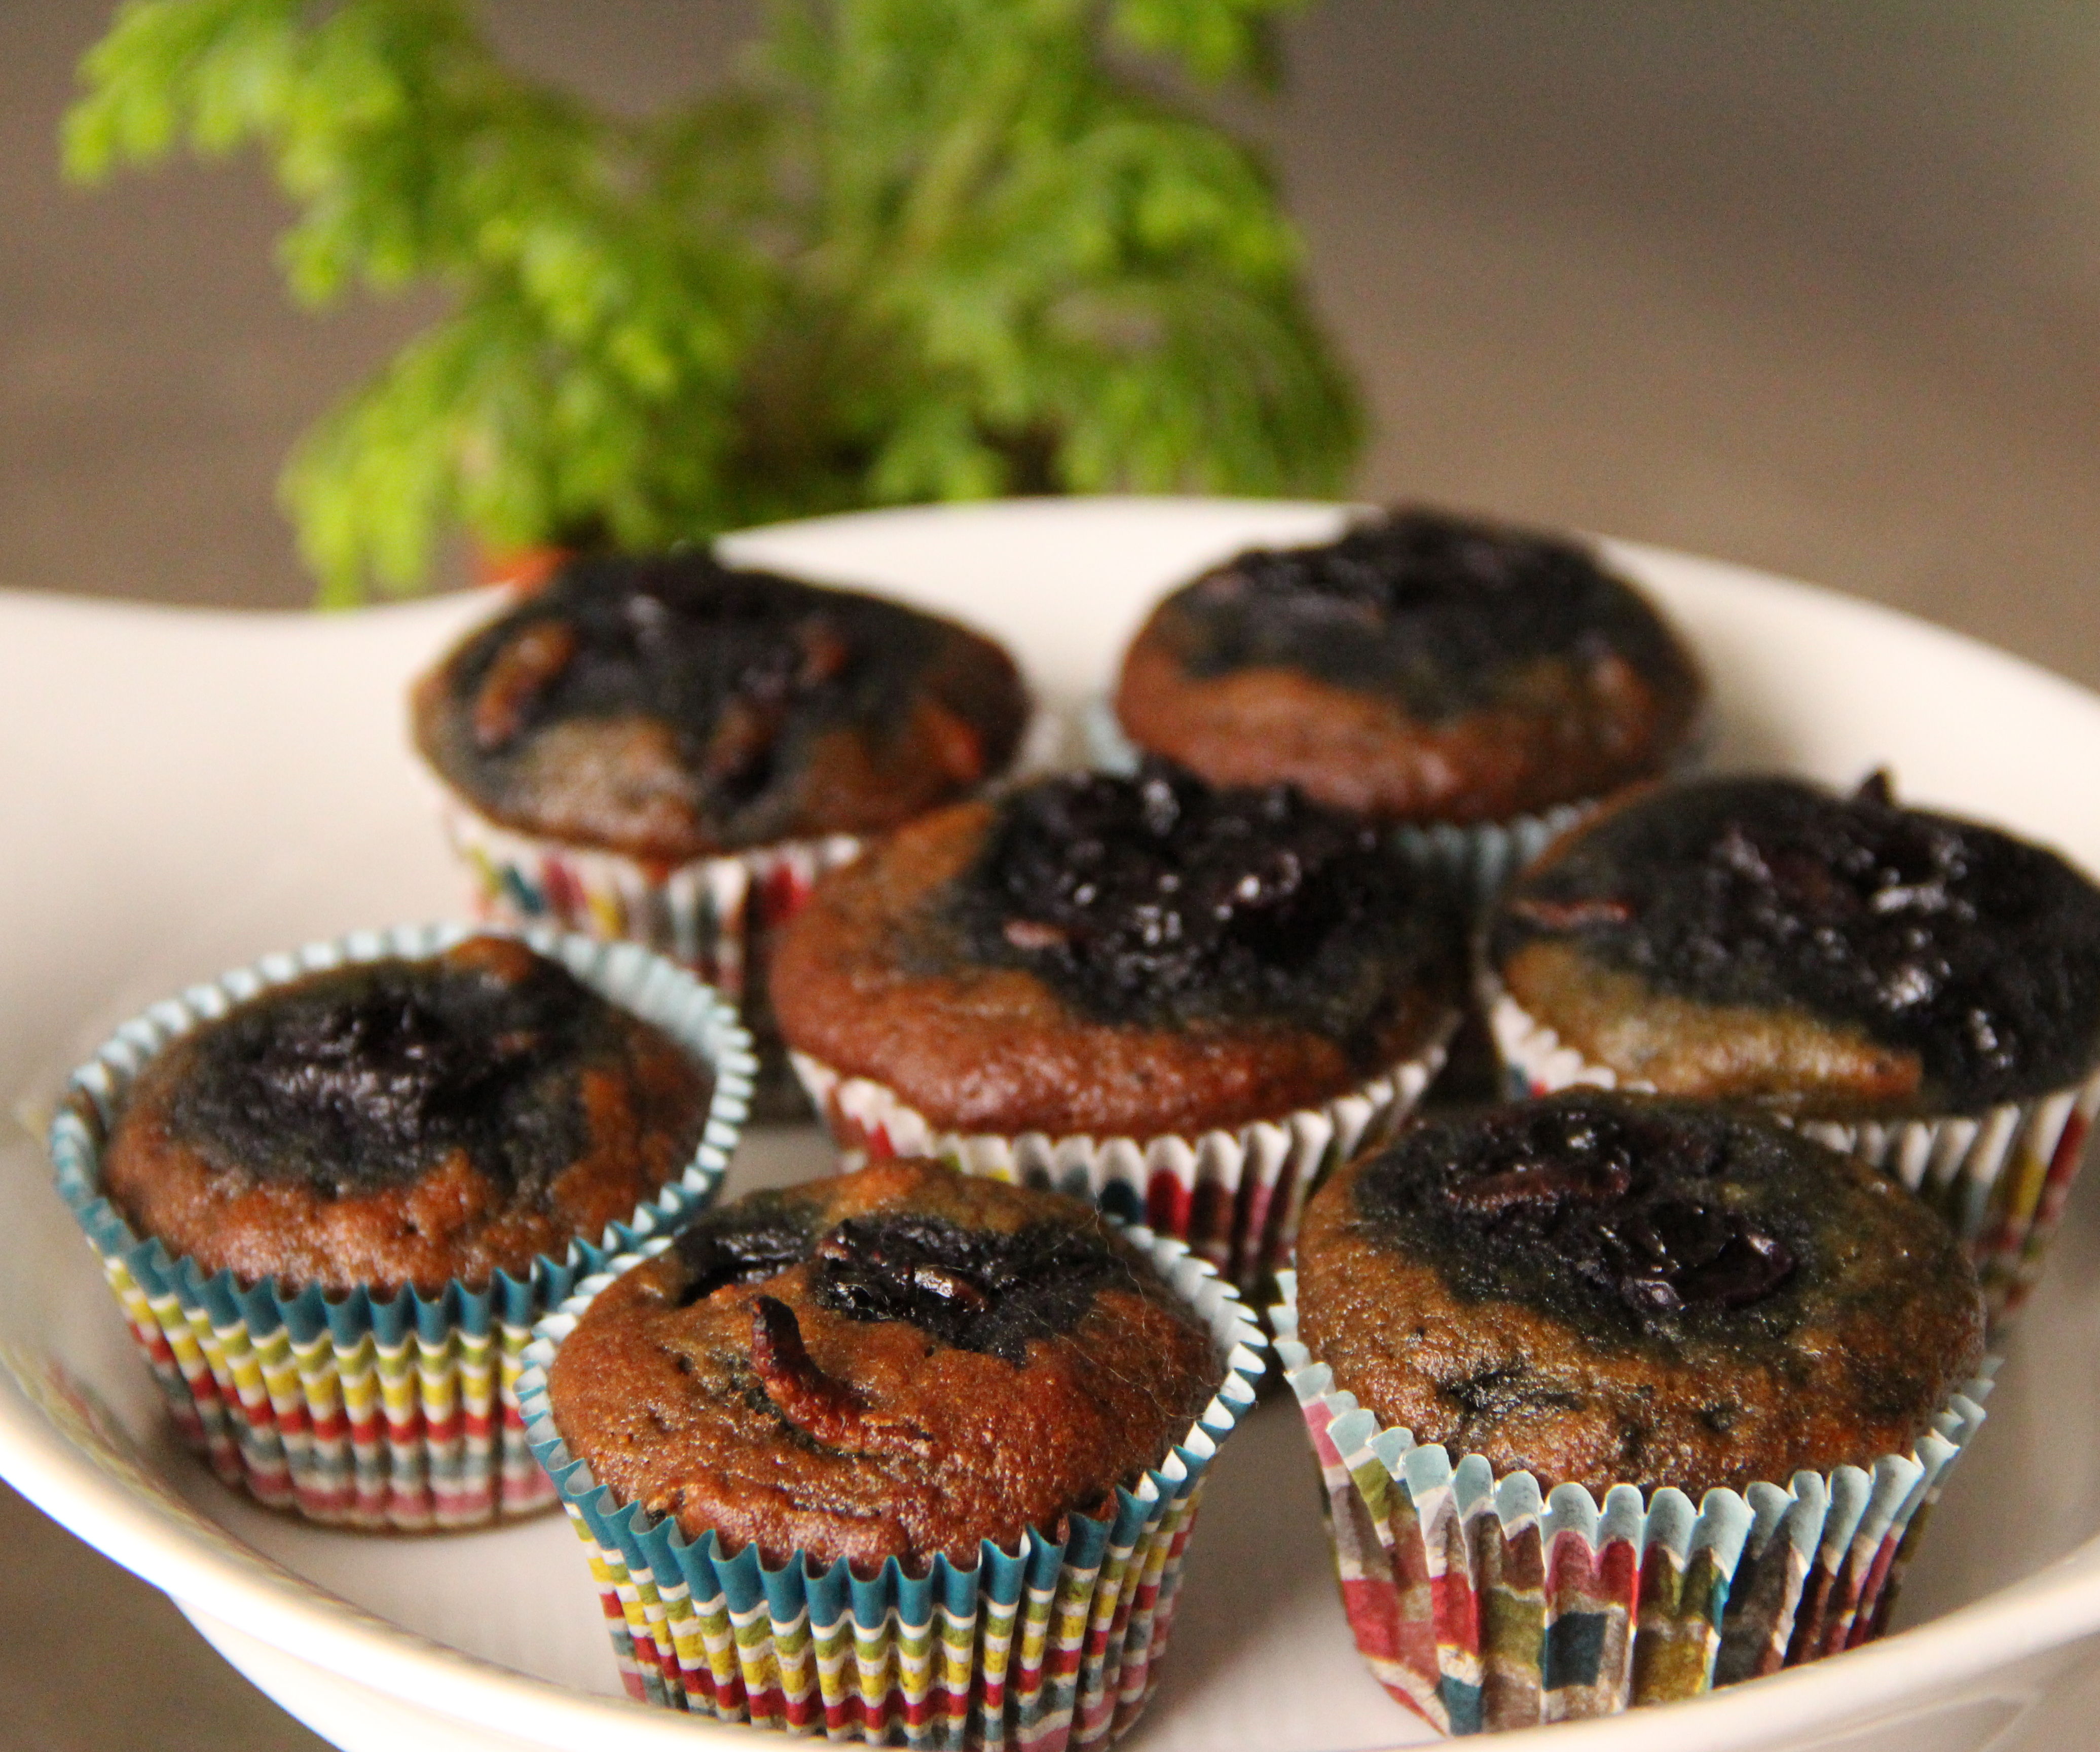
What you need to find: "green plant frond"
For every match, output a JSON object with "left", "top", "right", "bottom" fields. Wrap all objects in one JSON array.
[
  {"left": 1110, "top": 0, "right": 1302, "bottom": 89},
  {"left": 74, "top": 0, "right": 1364, "bottom": 600},
  {"left": 64, "top": 0, "right": 304, "bottom": 179}
]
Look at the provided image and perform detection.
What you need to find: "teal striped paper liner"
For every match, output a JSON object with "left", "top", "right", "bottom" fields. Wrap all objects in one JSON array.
[
  {"left": 521, "top": 1224, "right": 1267, "bottom": 1749},
  {"left": 791, "top": 1028, "right": 1452, "bottom": 1303},
  {"left": 1081, "top": 696, "right": 1593, "bottom": 910},
  {"left": 48, "top": 923, "right": 755, "bottom": 1532},
  {"left": 1484, "top": 973, "right": 2100, "bottom": 1336},
  {"left": 1271, "top": 1272, "right": 1994, "bottom": 1737}
]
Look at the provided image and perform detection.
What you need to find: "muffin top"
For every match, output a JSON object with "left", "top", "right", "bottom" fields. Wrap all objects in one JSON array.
[
  {"left": 1113, "top": 508, "right": 1704, "bottom": 822},
  {"left": 1491, "top": 773, "right": 2100, "bottom": 1113},
  {"left": 412, "top": 551, "right": 1030, "bottom": 861},
  {"left": 545, "top": 1160, "right": 1222, "bottom": 1568},
  {"left": 770, "top": 766, "right": 1465, "bottom": 1135},
  {"left": 1293, "top": 1091, "right": 1984, "bottom": 1495},
  {"left": 100, "top": 935, "right": 714, "bottom": 1295}
]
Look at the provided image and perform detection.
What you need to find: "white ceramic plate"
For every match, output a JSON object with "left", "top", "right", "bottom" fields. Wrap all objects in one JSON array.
[{"left": 2, "top": 498, "right": 2098, "bottom": 1752}]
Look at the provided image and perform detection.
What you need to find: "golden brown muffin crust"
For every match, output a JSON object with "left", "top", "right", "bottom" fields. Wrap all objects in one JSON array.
[{"left": 546, "top": 1161, "right": 1222, "bottom": 1567}]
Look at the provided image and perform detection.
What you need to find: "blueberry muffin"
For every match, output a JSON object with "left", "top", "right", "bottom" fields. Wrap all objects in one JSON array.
[
  {"left": 772, "top": 766, "right": 1464, "bottom": 1285},
  {"left": 1488, "top": 773, "right": 2100, "bottom": 1117},
  {"left": 544, "top": 1160, "right": 1223, "bottom": 1568},
  {"left": 1294, "top": 1092, "right": 1984, "bottom": 1495},
  {"left": 777, "top": 765, "right": 1463, "bottom": 1140},
  {"left": 1113, "top": 507, "right": 1704, "bottom": 826},
  {"left": 101, "top": 933, "right": 716, "bottom": 1296},
  {"left": 414, "top": 550, "right": 1030, "bottom": 863},
  {"left": 1280, "top": 1091, "right": 1990, "bottom": 1730},
  {"left": 54, "top": 925, "right": 749, "bottom": 1529}
]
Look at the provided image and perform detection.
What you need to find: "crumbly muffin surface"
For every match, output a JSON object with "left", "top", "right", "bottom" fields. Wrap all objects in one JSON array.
[
  {"left": 413, "top": 552, "right": 1028, "bottom": 860},
  {"left": 1294, "top": 1092, "right": 1983, "bottom": 1495},
  {"left": 770, "top": 774, "right": 1464, "bottom": 1136},
  {"left": 1492, "top": 774, "right": 2100, "bottom": 1111},
  {"left": 102, "top": 936, "right": 713, "bottom": 1294},
  {"left": 1113, "top": 508, "right": 1704, "bottom": 822},
  {"left": 546, "top": 1162, "right": 1222, "bottom": 1568}
]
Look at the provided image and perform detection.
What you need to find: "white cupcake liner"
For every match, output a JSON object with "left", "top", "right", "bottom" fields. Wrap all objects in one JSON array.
[
  {"left": 441, "top": 800, "right": 862, "bottom": 1000},
  {"left": 48, "top": 923, "right": 756, "bottom": 1531},
  {"left": 519, "top": 1221, "right": 1267, "bottom": 1749},
  {"left": 1485, "top": 977, "right": 2100, "bottom": 1332},
  {"left": 1272, "top": 1272, "right": 1994, "bottom": 1736},
  {"left": 791, "top": 1026, "right": 1453, "bottom": 1298},
  {"left": 435, "top": 705, "right": 1069, "bottom": 995},
  {"left": 1081, "top": 697, "right": 1596, "bottom": 909}
]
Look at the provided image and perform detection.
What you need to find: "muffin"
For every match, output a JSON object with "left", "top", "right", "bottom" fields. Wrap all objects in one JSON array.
[
  {"left": 773, "top": 764, "right": 1466, "bottom": 1290},
  {"left": 1277, "top": 1091, "right": 1991, "bottom": 1734},
  {"left": 50, "top": 924, "right": 753, "bottom": 1529},
  {"left": 412, "top": 548, "right": 1033, "bottom": 1109},
  {"left": 520, "top": 1161, "right": 1264, "bottom": 1747},
  {"left": 1110, "top": 507, "right": 1706, "bottom": 898},
  {"left": 1486, "top": 772, "right": 2100, "bottom": 1323}
]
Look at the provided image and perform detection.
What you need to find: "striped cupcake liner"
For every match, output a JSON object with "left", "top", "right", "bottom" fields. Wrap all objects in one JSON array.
[
  {"left": 1486, "top": 979, "right": 2100, "bottom": 1333},
  {"left": 790, "top": 1026, "right": 1452, "bottom": 1301},
  {"left": 519, "top": 1223, "right": 1267, "bottom": 1750},
  {"left": 1271, "top": 1274, "right": 1994, "bottom": 1737},
  {"left": 1080, "top": 698, "right": 1593, "bottom": 910},
  {"left": 436, "top": 707, "right": 1068, "bottom": 993},
  {"left": 440, "top": 801, "right": 863, "bottom": 1001},
  {"left": 48, "top": 923, "right": 756, "bottom": 1532}
]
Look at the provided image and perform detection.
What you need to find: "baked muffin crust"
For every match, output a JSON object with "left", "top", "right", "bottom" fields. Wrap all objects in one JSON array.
[
  {"left": 413, "top": 551, "right": 1029, "bottom": 861},
  {"left": 102, "top": 935, "right": 713, "bottom": 1294},
  {"left": 770, "top": 770, "right": 1465, "bottom": 1137},
  {"left": 1294, "top": 1092, "right": 1984, "bottom": 1496},
  {"left": 1113, "top": 508, "right": 1704, "bottom": 822},
  {"left": 546, "top": 1161, "right": 1222, "bottom": 1567},
  {"left": 1492, "top": 774, "right": 2100, "bottom": 1113}
]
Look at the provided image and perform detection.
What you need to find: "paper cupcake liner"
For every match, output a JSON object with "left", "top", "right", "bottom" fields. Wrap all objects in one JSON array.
[
  {"left": 1081, "top": 697, "right": 1593, "bottom": 910},
  {"left": 791, "top": 1027, "right": 1452, "bottom": 1300},
  {"left": 47, "top": 923, "right": 757, "bottom": 1531},
  {"left": 1486, "top": 978, "right": 2100, "bottom": 1331},
  {"left": 441, "top": 800, "right": 863, "bottom": 1002},
  {"left": 519, "top": 1223, "right": 1267, "bottom": 1750},
  {"left": 437, "top": 707, "right": 1068, "bottom": 990},
  {"left": 1271, "top": 1273, "right": 1993, "bottom": 1736}
]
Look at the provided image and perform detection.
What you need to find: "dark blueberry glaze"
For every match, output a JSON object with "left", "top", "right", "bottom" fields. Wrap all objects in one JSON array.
[
  {"left": 1352, "top": 1096, "right": 1815, "bottom": 1344},
  {"left": 670, "top": 1202, "right": 1139, "bottom": 1365},
  {"left": 934, "top": 764, "right": 1462, "bottom": 1056},
  {"left": 1159, "top": 508, "right": 1692, "bottom": 719},
  {"left": 671, "top": 1195, "right": 821, "bottom": 1305},
  {"left": 167, "top": 953, "right": 615, "bottom": 1199},
  {"left": 1493, "top": 775, "right": 2100, "bottom": 1104},
  {"left": 442, "top": 551, "right": 953, "bottom": 812}
]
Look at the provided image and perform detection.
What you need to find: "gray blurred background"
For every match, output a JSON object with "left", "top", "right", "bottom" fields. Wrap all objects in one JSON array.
[
  {"left": 4, "top": 4, "right": 2100, "bottom": 1747},
  {"left": 6, "top": 3, "right": 2100, "bottom": 690}
]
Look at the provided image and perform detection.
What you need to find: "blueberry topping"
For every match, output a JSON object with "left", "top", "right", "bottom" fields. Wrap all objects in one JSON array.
[
  {"left": 1494, "top": 776, "right": 2100, "bottom": 1103},
  {"left": 943, "top": 764, "right": 1461, "bottom": 1052},
  {"left": 811, "top": 1214, "right": 1140, "bottom": 1364},
  {"left": 672, "top": 1201, "right": 819, "bottom": 1306},
  {"left": 1354, "top": 1097, "right": 1808, "bottom": 1339},
  {"left": 667, "top": 1202, "right": 1147, "bottom": 1366},
  {"left": 165, "top": 943, "right": 621, "bottom": 1200}
]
